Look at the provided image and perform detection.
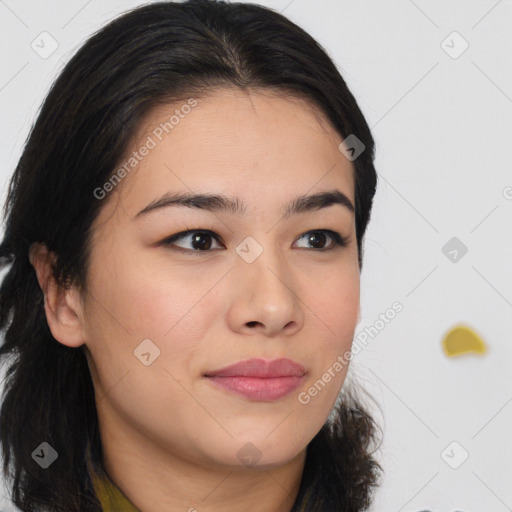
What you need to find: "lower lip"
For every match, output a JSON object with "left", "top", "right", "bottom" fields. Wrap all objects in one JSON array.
[{"left": 206, "top": 375, "right": 305, "bottom": 401}]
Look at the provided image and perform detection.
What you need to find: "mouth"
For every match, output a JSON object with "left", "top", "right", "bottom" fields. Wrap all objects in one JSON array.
[{"left": 204, "top": 358, "right": 306, "bottom": 401}]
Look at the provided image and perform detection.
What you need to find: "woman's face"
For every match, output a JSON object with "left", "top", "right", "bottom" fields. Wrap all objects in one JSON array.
[{"left": 81, "top": 87, "right": 360, "bottom": 472}]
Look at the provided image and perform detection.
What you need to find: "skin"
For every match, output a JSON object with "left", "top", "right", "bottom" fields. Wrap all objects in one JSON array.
[{"left": 29, "top": 87, "right": 360, "bottom": 512}]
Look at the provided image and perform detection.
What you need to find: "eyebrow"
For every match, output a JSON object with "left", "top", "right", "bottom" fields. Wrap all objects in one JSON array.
[{"left": 134, "top": 189, "right": 354, "bottom": 220}]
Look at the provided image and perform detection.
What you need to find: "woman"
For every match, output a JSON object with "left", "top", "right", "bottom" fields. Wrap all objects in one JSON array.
[{"left": 0, "top": 0, "right": 382, "bottom": 510}]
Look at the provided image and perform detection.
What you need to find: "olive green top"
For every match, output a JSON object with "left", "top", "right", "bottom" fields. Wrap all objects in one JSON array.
[
  {"left": 91, "top": 470, "right": 140, "bottom": 511},
  {"left": 87, "top": 451, "right": 140, "bottom": 512},
  {"left": 90, "top": 469, "right": 139, "bottom": 511}
]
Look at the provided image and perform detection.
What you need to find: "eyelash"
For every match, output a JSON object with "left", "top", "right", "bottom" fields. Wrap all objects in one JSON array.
[{"left": 160, "top": 228, "right": 350, "bottom": 254}]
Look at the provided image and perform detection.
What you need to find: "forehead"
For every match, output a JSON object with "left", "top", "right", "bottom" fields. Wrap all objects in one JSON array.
[{"left": 97, "top": 87, "right": 355, "bottom": 223}]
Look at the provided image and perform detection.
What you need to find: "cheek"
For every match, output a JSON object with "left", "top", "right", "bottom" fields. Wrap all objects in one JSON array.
[
  {"left": 129, "top": 266, "right": 223, "bottom": 343},
  {"left": 89, "top": 246, "right": 213, "bottom": 331},
  {"left": 310, "top": 265, "right": 360, "bottom": 345},
  {"left": 84, "top": 257, "right": 219, "bottom": 425},
  {"left": 87, "top": 255, "right": 222, "bottom": 379},
  {"left": 301, "top": 266, "right": 359, "bottom": 399}
]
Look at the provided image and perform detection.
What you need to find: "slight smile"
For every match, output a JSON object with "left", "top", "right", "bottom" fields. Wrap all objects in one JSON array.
[{"left": 204, "top": 358, "right": 307, "bottom": 401}]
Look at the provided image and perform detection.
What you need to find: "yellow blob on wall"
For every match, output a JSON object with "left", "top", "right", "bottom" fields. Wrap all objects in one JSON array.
[{"left": 442, "top": 325, "right": 487, "bottom": 357}]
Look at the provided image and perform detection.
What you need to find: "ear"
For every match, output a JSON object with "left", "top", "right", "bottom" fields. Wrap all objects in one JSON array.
[{"left": 28, "top": 242, "right": 86, "bottom": 348}]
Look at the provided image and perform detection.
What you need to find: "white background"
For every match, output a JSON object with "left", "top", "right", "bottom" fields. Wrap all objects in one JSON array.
[{"left": 1, "top": 1, "right": 511, "bottom": 511}]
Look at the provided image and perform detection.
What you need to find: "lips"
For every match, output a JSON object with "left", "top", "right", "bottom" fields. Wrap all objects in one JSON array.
[
  {"left": 204, "top": 358, "right": 306, "bottom": 378},
  {"left": 204, "top": 358, "right": 306, "bottom": 401}
]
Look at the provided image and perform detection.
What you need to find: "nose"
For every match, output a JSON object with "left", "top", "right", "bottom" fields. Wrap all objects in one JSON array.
[{"left": 226, "top": 240, "right": 305, "bottom": 338}]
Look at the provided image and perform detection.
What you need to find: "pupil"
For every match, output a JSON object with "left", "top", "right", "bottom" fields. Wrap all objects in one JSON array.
[
  {"left": 309, "top": 232, "right": 325, "bottom": 248},
  {"left": 193, "top": 233, "right": 211, "bottom": 250}
]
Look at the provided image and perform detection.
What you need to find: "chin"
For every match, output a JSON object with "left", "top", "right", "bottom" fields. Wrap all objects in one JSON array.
[{"left": 215, "top": 437, "right": 306, "bottom": 471}]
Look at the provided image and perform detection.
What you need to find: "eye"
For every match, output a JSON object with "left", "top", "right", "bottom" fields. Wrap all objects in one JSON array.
[
  {"left": 161, "top": 230, "right": 223, "bottom": 252},
  {"left": 159, "top": 228, "right": 349, "bottom": 253},
  {"left": 294, "top": 230, "right": 349, "bottom": 250}
]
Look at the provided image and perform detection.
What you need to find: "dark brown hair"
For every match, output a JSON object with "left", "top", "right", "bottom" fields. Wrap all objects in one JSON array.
[{"left": 0, "top": 1, "right": 382, "bottom": 510}]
